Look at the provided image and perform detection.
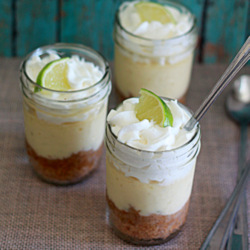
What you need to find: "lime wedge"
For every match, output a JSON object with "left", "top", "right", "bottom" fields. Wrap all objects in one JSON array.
[
  {"left": 135, "top": 88, "right": 173, "bottom": 127},
  {"left": 35, "top": 57, "right": 71, "bottom": 92},
  {"left": 135, "top": 2, "right": 176, "bottom": 24}
]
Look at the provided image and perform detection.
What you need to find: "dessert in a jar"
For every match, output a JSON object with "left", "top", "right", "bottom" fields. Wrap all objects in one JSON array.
[
  {"left": 114, "top": 0, "right": 197, "bottom": 103},
  {"left": 20, "top": 43, "right": 111, "bottom": 185},
  {"left": 105, "top": 89, "right": 201, "bottom": 245}
]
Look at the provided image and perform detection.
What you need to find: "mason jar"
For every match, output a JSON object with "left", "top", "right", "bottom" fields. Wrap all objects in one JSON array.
[
  {"left": 114, "top": 0, "right": 198, "bottom": 103},
  {"left": 105, "top": 99, "right": 201, "bottom": 245},
  {"left": 20, "top": 43, "right": 111, "bottom": 185}
]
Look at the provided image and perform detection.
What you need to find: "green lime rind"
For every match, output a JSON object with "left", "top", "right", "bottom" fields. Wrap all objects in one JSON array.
[
  {"left": 162, "top": 101, "right": 173, "bottom": 127},
  {"left": 34, "top": 57, "right": 70, "bottom": 93},
  {"left": 34, "top": 85, "right": 42, "bottom": 93},
  {"left": 136, "top": 88, "right": 173, "bottom": 127}
]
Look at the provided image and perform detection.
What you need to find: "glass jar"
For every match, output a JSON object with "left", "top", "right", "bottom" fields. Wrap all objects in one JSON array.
[
  {"left": 113, "top": 0, "right": 198, "bottom": 103},
  {"left": 20, "top": 43, "right": 111, "bottom": 185},
  {"left": 105, "top": 99, "right": 201, "bottom": 245}
]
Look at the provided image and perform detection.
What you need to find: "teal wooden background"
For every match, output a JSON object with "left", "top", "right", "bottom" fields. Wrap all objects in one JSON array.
[{"left": 0, "top": 0, "right": 249, "bottom": 63}]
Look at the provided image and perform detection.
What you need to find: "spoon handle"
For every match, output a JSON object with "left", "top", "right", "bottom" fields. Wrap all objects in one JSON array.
[
  {"left": 227, "top": 123, "right": 249, "bottom": 250},
  {"left": 185, "top": 36, "right": 250, "bottom": 131},
  {"left": 200, "top": 161, "right": 250, "bottom": 250}
]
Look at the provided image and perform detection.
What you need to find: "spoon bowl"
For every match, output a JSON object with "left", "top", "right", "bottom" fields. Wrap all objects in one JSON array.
[
  {"left": 226, "top": 75, "right": 250, "bottom": 123},
  {"left": 224, "top": 74, "right": 250, "bottom": 250},
  {"left": 198, "top": 37, "right": 250, "bottom": 249},
  {"left": 202, "top": 75, "right": 250, "bottom": 249}
]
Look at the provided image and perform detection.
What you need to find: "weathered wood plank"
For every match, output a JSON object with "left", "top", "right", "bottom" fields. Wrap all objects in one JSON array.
[
  {"left": 0, "top": 0, "right": 12, "bottom": 56},
  {"left": 61, "top": 0, "right": 203, "bottom": 61},
  {"left": 175, "top": 0, "right": 203, "bottom": 29},
  {"left": 60, "top": 0, "right": 124, "bottom": 60},
  {"left": 0, "top": 0, "right": 249, "bottom": 64},
  {"left": 16, "top": 0, "right": 58, "bottom": 57},
  {"left": 174, "top": 0, "right": 204, "bottom": 61},
  {"left": 204, "top": 0, "right": 249, "bottom": 63}
]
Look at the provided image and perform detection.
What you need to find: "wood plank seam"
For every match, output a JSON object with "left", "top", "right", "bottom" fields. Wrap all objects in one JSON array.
[
  {"left": 56, "top": 0, "right": 61, "bottom": 43},
  {"left": 198, "top": 0, "right": 209, "bottom": 64},
  {"left": 11, "top": 0, "right": 17, "bottom": 57}
]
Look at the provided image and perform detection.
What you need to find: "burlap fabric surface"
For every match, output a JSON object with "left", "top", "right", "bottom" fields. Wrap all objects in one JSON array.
[{"left": 0, "top": 58, "right": 249, "bottom": 249}]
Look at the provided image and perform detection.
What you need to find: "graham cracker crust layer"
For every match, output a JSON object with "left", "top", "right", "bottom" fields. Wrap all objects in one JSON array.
[
  {"left": 107, "top": 195, "right": 190, "bottom": 245},
  {"left": 26, "top": 141, "right": 103, "bottom": 185}
]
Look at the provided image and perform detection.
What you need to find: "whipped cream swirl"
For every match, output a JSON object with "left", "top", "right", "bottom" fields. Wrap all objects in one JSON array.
[
  {"left": 106, "top": 97, "right": 201, "bottom": 185},
  {"left": 26, "top": 52, "right": 103, "bottom": 90},
  {"left": 115, "top": 1, "right": 197, "bottom": 64},
  {"left": 23, "top": 51, "right": 111, "bottom": 124},
  {"left": 107, "top": 98, "right": 194, "bottom": 151},
  {"left": 119, "top": 1, "right": 193, "bottom": 40}
]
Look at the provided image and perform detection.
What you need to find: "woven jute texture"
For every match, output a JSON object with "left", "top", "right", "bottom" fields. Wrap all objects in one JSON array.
[{"left": 0, "top": 58, "right": 249, "bottom": 249}]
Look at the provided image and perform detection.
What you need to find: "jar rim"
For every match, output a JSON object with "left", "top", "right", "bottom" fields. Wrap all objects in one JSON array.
[
  {"left": 106, "top": 97, "right": 201, "bottom": 154},
  {"left": 114, "top": 0, "right": 197, "bottom": 43},
  {"left": 20, "top": 43, "right": 111, "bottom": 94}
]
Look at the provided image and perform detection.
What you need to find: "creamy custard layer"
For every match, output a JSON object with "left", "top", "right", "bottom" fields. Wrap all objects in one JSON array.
[
  {"left": 114, "top": 45, "right": 194, "bottom": 99},
  {"left": 23, "top": 100, "right": 107, "bottom": 159},
  {"left": 106, "top": 153, "right": 196, "bottom": 216}
]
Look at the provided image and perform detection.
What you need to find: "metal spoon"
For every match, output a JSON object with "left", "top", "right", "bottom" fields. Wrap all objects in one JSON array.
[
  {"left": 184, "top": 36, "right": 250, "bottom": 131},
  {"left": 198, "top": 70, "right": 250, "bottom": 249},
  {"left": 183, "top": 36, "right": 249, "bottom": 249},
  {"left": 200, "top": 161, "right": 250, "bottom": 250},
  {"left": 225, "top": 75, "right": 250, "bottom": 250},
  {"left": 201, "top": 76, "right": 250, "bottom": 250}
]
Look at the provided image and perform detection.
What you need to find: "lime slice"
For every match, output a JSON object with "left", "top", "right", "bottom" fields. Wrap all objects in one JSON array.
[
  {"left": 35, "top": 57, "right": 71, "bottom": 92},
  {"left": 135, "top": 88, "right": 173, "bottom": 127},
  {"left": 135, "top": 2, "right": 176, "bottom": 24}
]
